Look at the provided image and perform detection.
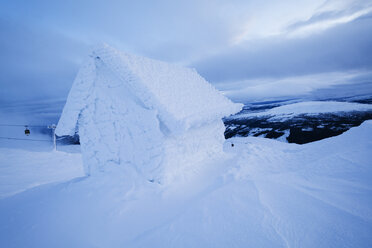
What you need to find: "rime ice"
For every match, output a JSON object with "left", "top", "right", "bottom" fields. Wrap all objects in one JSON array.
[{"left": 56, "top": 44, "right": 242, "bottom": 181}]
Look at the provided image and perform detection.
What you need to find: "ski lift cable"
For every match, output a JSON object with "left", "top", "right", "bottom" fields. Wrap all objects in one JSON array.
[
  {"left": 0, "top": 135, "right": 69, "bottom": 142},
  {"left": 0, "top": 136, "right": 51, "bottom": 142},
  {"left": 0, "top": 124, "right": 47, "bottom": 127}
]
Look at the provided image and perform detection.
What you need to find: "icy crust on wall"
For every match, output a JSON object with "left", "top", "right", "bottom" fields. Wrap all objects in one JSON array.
[
  {"left": 56, "top": 44, "right": 241, "bottom": 180},
  {"left": 56, "top": 58, "right": 96, "bottom": 136},
  {"left": 91, "top": 44, "right": 242, "bottom": 132},
  {"left": 77, "top": 61, "right": 164, "bottom": 178}
]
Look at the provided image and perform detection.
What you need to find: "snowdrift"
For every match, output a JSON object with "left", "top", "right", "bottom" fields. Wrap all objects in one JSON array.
[
  {"left": 1, "top": 121, "right": 371, "bottom": 247},
  {"left": 0, "top": 149, "right": 83, "bottom": 199}
]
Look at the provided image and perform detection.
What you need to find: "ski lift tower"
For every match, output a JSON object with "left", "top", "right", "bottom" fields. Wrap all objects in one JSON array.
[{"left": 48, "top": 124, "right": 57, "bottom": 151}]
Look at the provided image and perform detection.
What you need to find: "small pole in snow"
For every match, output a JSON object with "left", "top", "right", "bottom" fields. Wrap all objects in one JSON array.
[{"left": 48, "top": 124, "right": 57, "bottom": 151}]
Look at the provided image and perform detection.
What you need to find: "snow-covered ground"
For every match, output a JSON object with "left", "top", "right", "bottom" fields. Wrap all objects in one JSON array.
[
  {"left": 0, "top": 120, "right": 371, "bottom": 247},
  {"left": 229, "top": 101, "right": 372, "bottom": 120},
  {"left": 224, "top": 100, "right": 372, "bottom": 143},
  {"left": 0, "top": 148, "right": 83, "bottom": 199}
]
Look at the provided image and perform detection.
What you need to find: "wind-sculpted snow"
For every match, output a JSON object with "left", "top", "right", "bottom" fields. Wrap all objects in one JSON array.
[
  {"left": 0, "top": 148, "right": 84, "bottom": 198},
  {"left": 75, "top": 61, "right": 165, "bottom": 178},
  {"left": 57, "top": 44, "right": 242, "bottom": 136},
  {"left": 56, "top": 44, "right": 242, "bottom": 180},
  {"left": 55, "top": 58, "right": 97, "bottom": 136},
  {"left": 0, "top": 121, "right": 371, "bottom": 247},
  {"left": 91, "top": 44, "right": 242, "bottom": 131}
]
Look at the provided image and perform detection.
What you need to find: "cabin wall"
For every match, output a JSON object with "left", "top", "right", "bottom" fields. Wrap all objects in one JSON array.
[
  {"left": 78, "top": 99, "right": 164, "bottom": 178},
  {"left": 56, "top": 46, "right": 242, "bottom": 183},
  {"left": 77, "top": 62, "right": 164, "bottom": 179}
]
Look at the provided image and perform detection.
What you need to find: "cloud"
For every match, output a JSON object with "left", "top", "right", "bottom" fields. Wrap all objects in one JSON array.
[
  {"left": 0, "top": 0, "right": 371, "bottom": 105},
  {"left": 0, "top": 18, "right": 88, "bottom": 104},
  {"left": 286, "top": 5, "right": 372, "bottom": 38},
  {"left": 232, "top": 0, "right": 372, "bottom": 43},
  {"left": 0, "top": 0, "right": 246, "bottom": 63},
  {"left": 216, "top": 70, "right": 372, "bottom": 102},
  {"left": 193, "top": 15, "right": 372, "bottom": 83},
  {"left": 230, "top": 0, "right": 325, "bottom": 44}
]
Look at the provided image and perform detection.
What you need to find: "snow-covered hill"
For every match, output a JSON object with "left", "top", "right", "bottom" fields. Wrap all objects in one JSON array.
[
  {"left": 0, "top": 120, "right": 371, "bottom": 247},
  {"left": 229, "top": 101, "right": 372, "bottom": 120},
  {"left": 224, "top": 100, "right": 372, "bottom": 144}
]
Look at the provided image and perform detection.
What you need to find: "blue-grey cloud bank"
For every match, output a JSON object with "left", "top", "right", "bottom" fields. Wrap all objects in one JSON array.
[{"left": 1, "top": 0, "right": 372, "bottom": 104}]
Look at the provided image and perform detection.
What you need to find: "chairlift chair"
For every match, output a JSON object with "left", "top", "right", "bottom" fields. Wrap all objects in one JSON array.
[{"left": 24, "top": 126, "right": 30, "bottom": 136}]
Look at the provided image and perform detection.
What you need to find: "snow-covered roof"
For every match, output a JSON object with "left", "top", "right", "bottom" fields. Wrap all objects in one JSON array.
[{"left": 56, "top": 44, "right": 242, "bottom": 136}]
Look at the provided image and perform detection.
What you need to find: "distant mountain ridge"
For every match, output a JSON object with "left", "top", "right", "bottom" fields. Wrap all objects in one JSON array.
[{"left": 224, "top": 97, "right": 372, "bottom": 144}]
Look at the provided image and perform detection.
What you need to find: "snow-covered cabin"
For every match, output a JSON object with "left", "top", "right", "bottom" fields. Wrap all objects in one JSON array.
[{"left": 56, "top": 44, "right": 242, "bottom": 182}]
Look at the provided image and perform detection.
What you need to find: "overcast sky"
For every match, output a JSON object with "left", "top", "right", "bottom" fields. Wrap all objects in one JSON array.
[{"left": 1, "top": 0, "right": 372, "bottom": 104}]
